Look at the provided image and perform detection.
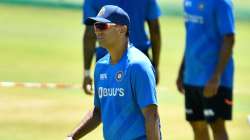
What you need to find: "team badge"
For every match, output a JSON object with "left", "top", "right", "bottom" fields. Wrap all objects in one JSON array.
[{"left": 115, "top": 71, "right": 123, "bottom": 81}]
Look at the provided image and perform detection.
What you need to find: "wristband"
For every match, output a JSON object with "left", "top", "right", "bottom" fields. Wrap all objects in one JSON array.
[
  {"left": 84, "top": 69, "right": 91, "bottom": 77},
  {"left": 65, "top": 136, "right": 73, "bottom": 140}
]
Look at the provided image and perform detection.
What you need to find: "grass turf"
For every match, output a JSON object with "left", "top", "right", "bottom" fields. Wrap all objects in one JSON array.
[{"left": 0, "top": 4, "right": 250, "bottom": 140}]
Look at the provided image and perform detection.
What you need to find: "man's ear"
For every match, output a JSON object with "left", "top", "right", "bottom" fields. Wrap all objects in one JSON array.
[{"left": 120, "top": 25, "right": 127, "bottom": 34}]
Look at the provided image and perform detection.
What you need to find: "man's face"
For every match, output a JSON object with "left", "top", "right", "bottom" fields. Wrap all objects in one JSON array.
[{"left": 94, "top": 22, "right": 125, "bottom": 48}]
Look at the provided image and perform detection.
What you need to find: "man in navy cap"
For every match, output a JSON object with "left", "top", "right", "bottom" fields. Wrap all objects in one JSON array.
[
  {"left": 67, "top": 5, "right": 161, "bottom": 140},
  {"left": 82, "top": 0, "right": 161, "bottom": 95}
]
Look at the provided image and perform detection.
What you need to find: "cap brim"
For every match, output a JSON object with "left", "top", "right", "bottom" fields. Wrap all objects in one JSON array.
[{"left": 84, "top": 17, "right": 111, "bottom": 25}]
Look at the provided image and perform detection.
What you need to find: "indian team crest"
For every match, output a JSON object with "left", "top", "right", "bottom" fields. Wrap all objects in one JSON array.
[
  {"left": 115, "top": 71, "right": 124, "bottom": 81},
  {"left": 98, "top": 7, "right": 106, "bottom": 16}
]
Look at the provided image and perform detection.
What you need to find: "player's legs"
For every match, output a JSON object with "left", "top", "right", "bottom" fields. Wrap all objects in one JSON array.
[
  {"left": 209, "top": 118, "right": 228, "bottom": 140},
  {"left": 184, "top": 85, "right": 210, "bottom": 140},
  {"left": 203, "top": 86, "right": 233, "bottom": 140},
  {"left": 190, "top": 121, "right": 210, "bottom": 140}
]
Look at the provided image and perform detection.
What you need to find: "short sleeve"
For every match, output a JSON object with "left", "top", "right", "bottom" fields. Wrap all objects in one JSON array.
[
  {"left": 83, "top": 0, "right": 98, "bottom": 24},
  {"left": 94, "top": 67, "right": 100, "bottom": 108},
  {"left": 131, "top": 62, "right": 157, "bottom": 109},
  {"left": 216, "top": 0, "right": 235, "bottom": 35},
  {"left": 145, "top": 0, "right": 161, "bottom": 20}
]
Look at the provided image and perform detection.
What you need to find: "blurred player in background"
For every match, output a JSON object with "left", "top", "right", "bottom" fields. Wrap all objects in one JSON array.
[
  {"left": 176, "top": 0, "right": 235, "bottom": 140},
  {"left": 67, "top": 5, "right": 161, "bottom": 140},
  {"left": 82, "top": 0, "right": 162, "bottom": 95}
]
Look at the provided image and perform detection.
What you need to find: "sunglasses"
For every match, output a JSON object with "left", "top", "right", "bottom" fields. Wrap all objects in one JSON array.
[{"left": 94, "top": 22, "right": 117, "bottom": 31}]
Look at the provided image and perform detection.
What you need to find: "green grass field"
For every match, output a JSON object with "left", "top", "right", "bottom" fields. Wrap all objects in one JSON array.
[{"left": 0, "top": 4, "right": 250, "bottom": 140}]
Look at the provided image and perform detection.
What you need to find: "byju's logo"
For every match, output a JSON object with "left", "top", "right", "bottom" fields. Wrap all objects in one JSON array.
[{"left": 98, "top": 87, "right": 125, "bottom": 98}]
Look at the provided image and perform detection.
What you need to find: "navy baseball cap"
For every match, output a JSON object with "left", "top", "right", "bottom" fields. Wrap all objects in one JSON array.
[{"left": 85, "top": 5, "right": 130, "bottom": 29}]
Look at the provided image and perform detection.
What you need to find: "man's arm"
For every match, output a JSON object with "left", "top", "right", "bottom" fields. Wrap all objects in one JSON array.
[
  {"left": 67, "top": 107, "right": 101, "bottom": 140},
  {"left": 147, "top": 19, "right": 161, "bottom": 85},
  {"left": 176, "top": 55, "right": 185, "bottom": 94},
  {"left": 83, "top": 26, "right": 96, "bottom": 95},
  {"left": 204, "top": 34, "right": 235, "bottom": 97},
  {"left": 142, "top": 104, "right": 161, "bottom": 140},
  {"left": 214, "top": 34, "right": 235, "bottom": 79}
]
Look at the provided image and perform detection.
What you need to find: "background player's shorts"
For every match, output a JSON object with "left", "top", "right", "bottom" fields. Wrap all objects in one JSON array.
[{"left": 184, "top": 85, "right": 233, "bottom": 123}]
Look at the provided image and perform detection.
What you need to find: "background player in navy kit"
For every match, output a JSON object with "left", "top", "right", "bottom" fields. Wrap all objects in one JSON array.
[
  {"left": 176, "top": 0, "right": 235, "bottom": 140},
  {"left": 82, "top": 0, "right": 161, "bottom": 95},
  {"left": 67, "top": 5, "right": 161, "bottom": 140}
]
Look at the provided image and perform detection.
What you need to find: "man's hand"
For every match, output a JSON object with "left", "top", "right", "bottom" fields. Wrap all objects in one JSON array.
[
  {"left": 176, "top": 72, "right": 184, "bottom": 94},
  {"left": 204, "top": 75, "right": 220, "bottom": 98},
  {"left": 83, "top": 76, "right": 93, "bottom": 95},
  {"left": 66, "top": 107, "right": 101, "bottom": 140},
  {"left": 142, "top": 104, "right": 161, "bottom": 140},
  {"left": 65, "top": 136, "right": 74, "bottom": 140},
  {"left": 204, "top": 35, "right": 234, "bottom": 98}
]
